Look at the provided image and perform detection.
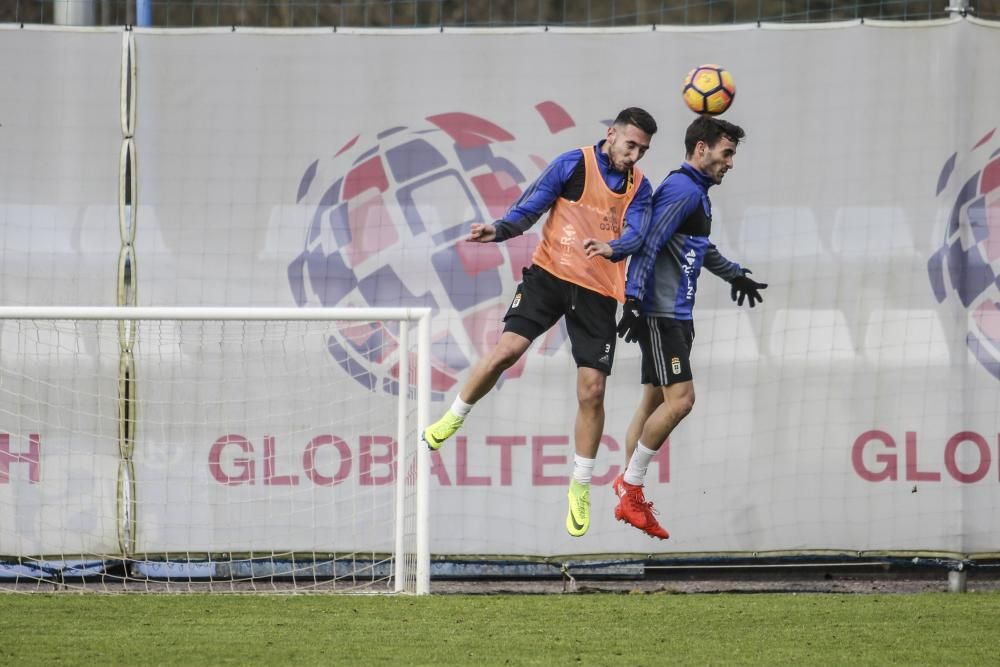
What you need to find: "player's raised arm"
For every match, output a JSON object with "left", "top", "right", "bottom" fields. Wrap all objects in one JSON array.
[{"left": 488, "top": 150, "right": 582, "bottom": 243}]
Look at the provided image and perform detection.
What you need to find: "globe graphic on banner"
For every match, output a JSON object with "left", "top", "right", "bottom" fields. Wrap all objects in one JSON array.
[
  {"left": 928, "top": 126, "right": 1000, "bottom": 380},
  {"left": 287, "top": 105, "right": 579, "bottom": 399}
]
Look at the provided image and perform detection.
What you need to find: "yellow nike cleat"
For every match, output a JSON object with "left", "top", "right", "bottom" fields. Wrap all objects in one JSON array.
[
  {"left": 420, "top": 410, "right": 465, "bottom": 451},
  {"left": 565, "top": 479, "right": 591, "bottom": 537}
]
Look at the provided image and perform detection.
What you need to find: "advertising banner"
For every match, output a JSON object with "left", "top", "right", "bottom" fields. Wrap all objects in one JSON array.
[{"left": 3, "top": 20, "right": 1000, "bottom": 557}]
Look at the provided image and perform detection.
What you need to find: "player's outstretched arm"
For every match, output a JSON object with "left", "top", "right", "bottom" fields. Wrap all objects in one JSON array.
[
  {"left": 468, "top": 222, "right": 497, "bottom": 243},
  {"left": 729, "top": 269, "right": 768, "bottom": 307},
  {"left": 703, "top": 244, "right": 767, "bottom": 306}
]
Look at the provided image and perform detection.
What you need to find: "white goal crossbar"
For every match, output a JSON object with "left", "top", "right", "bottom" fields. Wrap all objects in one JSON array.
[{"left": 0, "top": 306, "right": 432, "bottom": 595}]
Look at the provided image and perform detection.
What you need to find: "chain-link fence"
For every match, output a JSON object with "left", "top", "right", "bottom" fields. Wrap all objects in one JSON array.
[{"left": 4, "top": 0, "right": 997, "bottom": 28}]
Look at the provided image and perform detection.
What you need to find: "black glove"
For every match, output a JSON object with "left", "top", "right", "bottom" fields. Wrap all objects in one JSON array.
[
  {"left": 616, "top": 297, "right": 645, "bottom": 343},
  {"left": 729, "top": 269, "right": 768, "bottom": 308}
]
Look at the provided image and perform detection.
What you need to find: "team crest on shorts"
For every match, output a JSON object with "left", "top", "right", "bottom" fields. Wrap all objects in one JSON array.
[
  {"left": 671, "top": 357, "right": 682, "bottom": 375},
  {"left": 511, "top": 293, "right": 522, "bottom": 308}
]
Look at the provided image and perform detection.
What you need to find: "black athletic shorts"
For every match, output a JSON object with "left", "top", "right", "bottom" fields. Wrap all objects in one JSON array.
[
  {"left": 638, "top": 316, "right": 695, "bottom": 386},
  {"left": 502, "top": 265, "right": 618, "bottom": 374}
]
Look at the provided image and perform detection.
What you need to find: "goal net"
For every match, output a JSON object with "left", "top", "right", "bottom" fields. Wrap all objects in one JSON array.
[{"left": 0, "top": 306, "right": 431, "bottom": 594}]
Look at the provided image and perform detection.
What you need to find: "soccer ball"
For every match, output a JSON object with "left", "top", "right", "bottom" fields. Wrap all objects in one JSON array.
[{"left": 682, "top": 64, "right": 736, "bottom": 116}]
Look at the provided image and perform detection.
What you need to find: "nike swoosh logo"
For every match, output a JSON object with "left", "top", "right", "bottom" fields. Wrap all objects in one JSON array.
[{"left": 569, "top": 510, "right": 586, "bottom": 532}]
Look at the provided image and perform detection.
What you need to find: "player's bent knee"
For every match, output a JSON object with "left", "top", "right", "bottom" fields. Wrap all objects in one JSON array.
[
  {"left": 666, "top": 385, "right": 695, "bottom": 418},
  {"left": 486, "top": 333, "right": 531, "bottom": 371},
  {"left": 676, "top": 391, "right": 695, "bottom": 417},
  {"left": 485, "top": 351, "right": 519, "bottom": 373}
]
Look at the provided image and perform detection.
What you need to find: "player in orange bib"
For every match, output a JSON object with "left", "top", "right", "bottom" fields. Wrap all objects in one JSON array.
[{"left": 421, "top": 107, "right": 658, "bottom": 537}]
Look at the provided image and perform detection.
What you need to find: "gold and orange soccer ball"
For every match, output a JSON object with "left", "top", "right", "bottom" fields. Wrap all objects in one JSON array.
[{"left": 682, "top": 65, "right": 736, "bottom": 115}]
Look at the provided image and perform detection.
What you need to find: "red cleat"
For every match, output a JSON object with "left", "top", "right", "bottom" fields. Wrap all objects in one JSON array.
[{"left": 612, "top": 474, "right": 669, "bottom": 540}]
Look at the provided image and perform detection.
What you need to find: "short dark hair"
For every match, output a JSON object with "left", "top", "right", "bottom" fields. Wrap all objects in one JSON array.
[
  {"left": 614, "top": 107, "right": 658, "bottom": 136},
  {"left": 684, "top": 115, "right": 745, "bottom": 156}
]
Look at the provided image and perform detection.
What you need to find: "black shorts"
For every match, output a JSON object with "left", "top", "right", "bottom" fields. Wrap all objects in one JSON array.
[
  {"left": 639, "top": 316, "right": 695, "bottom": 386},
  {"left": 502, "top": 265, "right": 618, "bottom": 373}
]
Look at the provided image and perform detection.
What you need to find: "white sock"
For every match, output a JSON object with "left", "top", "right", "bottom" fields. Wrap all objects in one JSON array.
[
  {"left": 572, "top": 455, "right": 596, "bottom": 485},
  {"left": 450, "top": 396, "right": 474, "bottom": 419},
  {"left": 624, "top": 441, "right": 657, "bottom": 486}
]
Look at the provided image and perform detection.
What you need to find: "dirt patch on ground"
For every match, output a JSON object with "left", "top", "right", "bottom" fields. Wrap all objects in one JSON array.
[
  {"left": 431, "top": 567, "right": 1000, "bottom": 595},
  {"left": 4, "top": 563, "right": 998, "bottom": 595}
]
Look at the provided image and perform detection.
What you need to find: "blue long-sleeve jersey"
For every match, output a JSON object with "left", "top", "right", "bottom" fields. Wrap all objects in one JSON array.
[
  {"left": 491, "top": 141, "right": 652, "bottom": 262},
  {"left": 625, "top": 163, "right": 743, "bottom": 319}
]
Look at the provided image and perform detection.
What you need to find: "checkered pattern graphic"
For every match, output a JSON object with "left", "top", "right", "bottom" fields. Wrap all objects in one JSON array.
[
  {"left": 287, "top": 108, "right": 576, "bottom": 398},
  {"left": 929, "top": 128, "right": 1000, "bottom": 379}
]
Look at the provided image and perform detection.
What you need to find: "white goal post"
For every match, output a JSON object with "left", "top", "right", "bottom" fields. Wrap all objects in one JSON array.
[{"left": 0, "top": 306, "right": 432, "bottom": 594}]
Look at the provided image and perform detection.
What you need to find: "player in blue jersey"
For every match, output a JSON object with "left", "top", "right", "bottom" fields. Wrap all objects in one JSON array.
[{"left": 586, "top": 114, "right": 766, "bottom": 539}]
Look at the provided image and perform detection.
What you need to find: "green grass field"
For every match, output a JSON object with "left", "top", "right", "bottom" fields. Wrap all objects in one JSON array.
[{"left": 3, "top": 592, "right": 999, "bottom": 665}]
